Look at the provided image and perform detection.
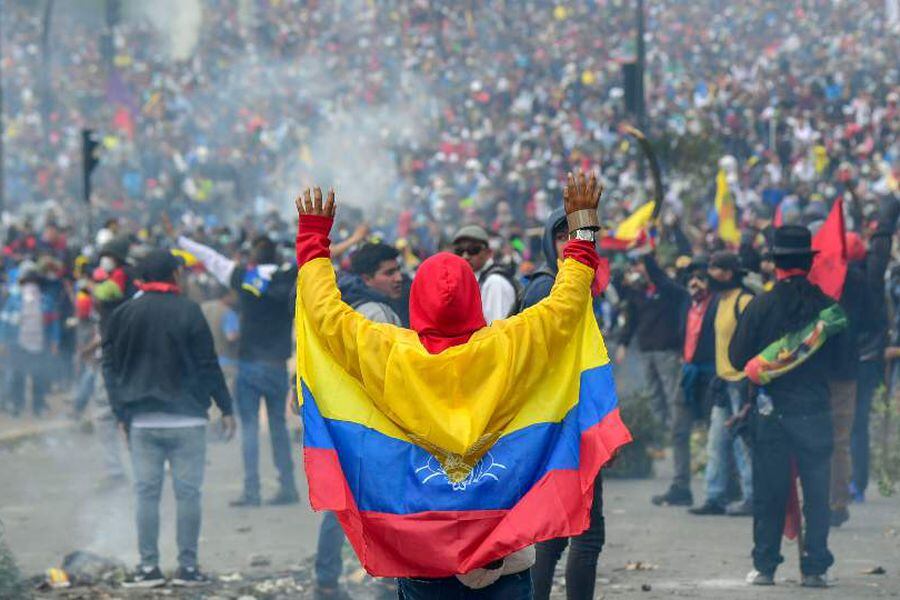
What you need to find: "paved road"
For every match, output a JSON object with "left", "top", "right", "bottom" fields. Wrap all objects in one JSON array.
[{"left": 1, "top": 414, "right": 899, "bottom": 598}]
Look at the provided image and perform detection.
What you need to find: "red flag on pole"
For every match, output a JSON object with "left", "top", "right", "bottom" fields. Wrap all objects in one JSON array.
[{"left": 808, "top": 198, "right": 848, "bottom": 300}]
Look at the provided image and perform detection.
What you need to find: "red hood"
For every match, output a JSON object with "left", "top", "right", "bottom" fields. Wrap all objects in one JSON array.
[{"left": 409, "top": 252, "right": 487, "bottom": 354}]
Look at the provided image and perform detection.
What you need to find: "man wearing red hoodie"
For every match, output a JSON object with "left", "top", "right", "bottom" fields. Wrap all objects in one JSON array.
[{"left": 294, "top": 173, "right": 609, "bottom": 598}]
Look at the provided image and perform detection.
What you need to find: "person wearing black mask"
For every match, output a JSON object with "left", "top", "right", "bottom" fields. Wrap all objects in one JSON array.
[{"left": 689, "top": 252, "right": 754, "bottom": 517}]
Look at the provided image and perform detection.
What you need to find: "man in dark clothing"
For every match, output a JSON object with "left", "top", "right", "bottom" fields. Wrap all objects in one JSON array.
[
  {"left": 729, "top": 226, "right": 846, "bottom": 588},
  {"left": 617, "top": 252, "right": 684, "bottom": 429},
  {"left": 642, "top": 253, "right": 719, "bottom": 508},
  {"left": 178, "top": 233, "right": 299, "bottom": 506},
  {"left": 103, "top": 250, "right": 235, "bottom": 588},
  {"left": 849, "top": 197, "right": 899, "bottom": 502},
  {"left": 526, "top": 208, "right": 607, "bottom": 600}
]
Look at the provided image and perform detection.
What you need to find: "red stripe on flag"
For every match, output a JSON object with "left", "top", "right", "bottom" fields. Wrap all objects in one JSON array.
[{"left": 303, "top": 408, "right": 631, "bottom": 577}]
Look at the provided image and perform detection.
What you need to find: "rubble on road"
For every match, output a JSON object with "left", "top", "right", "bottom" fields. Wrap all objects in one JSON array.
[{"left": 30, "top": 554, "right": 392, "bottom": 599}]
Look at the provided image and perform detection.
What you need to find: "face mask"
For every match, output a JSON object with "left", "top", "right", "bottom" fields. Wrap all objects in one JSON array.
[{"left": 100, "top": 257, "right": 116, "bottom": 273}]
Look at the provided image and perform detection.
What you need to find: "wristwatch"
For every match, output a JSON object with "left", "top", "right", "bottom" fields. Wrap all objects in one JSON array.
[{"left": 569, "top": 228, "right": 597, "bottom": 243}]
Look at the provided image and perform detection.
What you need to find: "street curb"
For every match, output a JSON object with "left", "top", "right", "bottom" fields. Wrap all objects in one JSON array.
[{"left": 0, "top": 420, "right": 80, "bottom": 449}]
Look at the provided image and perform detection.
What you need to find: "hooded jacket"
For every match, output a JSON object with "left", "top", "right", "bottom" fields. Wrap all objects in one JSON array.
[
  {"left": 522, "top": 208, "right": 567, "bottom": 309},
  {"left": 522, "top": 207, "right": 610, "bottom": 317},
  {"left": 338, "top": 272, "right": 404, "bottom": 327}
]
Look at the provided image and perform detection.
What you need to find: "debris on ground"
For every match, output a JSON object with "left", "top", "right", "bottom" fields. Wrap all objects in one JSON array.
[
  {"left": 861, "top": 566, "right": 886, "bottom": 575},
  {"left": 28, "top": 555, "right": 393, "bottom": 599},
  {"left": 248, "top": 554, "right": 271, "bottom": 568},
  {"left": 621, "top": 561, "right": 658, "bottom": 571}
]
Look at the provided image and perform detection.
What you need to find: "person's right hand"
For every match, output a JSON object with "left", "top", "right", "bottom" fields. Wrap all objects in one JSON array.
[
  {"left": 295, "top": 187, "right": 336, "bottom": 218},
  {"left": 615, "top": 344, "right": 627, "bottom": 365},
  {"left": 350, "top": 223, "right": 370, "bottom": 243},
  {"left": 563, "top": 170, "right": 603, "bottom": 216}
]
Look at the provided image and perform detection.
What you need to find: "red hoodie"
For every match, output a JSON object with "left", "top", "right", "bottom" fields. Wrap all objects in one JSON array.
[{"left": 296, "top": 214, "right": 600, "bottom": 353}]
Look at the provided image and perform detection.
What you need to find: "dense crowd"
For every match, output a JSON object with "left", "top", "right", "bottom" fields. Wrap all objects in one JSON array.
[{"left": 3, "top": 1, "right": 897, "bottom": 247}]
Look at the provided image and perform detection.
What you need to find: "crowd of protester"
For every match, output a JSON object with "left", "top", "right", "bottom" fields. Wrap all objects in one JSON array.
[{"left": 2, "top": 0, "right": 900, "bottom": 596}]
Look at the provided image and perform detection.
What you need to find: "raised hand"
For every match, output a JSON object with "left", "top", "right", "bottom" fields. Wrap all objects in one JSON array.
[
  {"left": 563, "top": 170, "right": 603, "bottom": 215},
  {"left": 295, "top": 187, "right": 336, "bottom": 218}
]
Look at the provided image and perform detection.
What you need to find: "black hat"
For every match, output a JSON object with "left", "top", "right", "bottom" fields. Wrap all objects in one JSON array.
[
  {"left": 99, "top": 236, "right": 131, "bottom": 263},
  {"left": 139, "top": 250, "right": 184, "bottom": 282},
  {"left": 770, "top": 225, "right": 818, "bottom": 257},
  {"left": 709, "top": 251, "right": 745, "bottom": 274}
]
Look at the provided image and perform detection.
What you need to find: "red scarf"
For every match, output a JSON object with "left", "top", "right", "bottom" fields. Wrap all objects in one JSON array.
[
  {"left": 775, "top": 268, "right": 809, "bottom": 281},
  {"left": 138, "top": 282, "right": 181, "bottom": 294}
]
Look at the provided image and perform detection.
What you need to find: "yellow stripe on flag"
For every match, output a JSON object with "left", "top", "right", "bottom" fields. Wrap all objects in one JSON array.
[{"left": 614, "top": 201, "right": 655, "bottom": 240}]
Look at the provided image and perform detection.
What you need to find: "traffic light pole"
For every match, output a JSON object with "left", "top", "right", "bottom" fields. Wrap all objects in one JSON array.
[{"left": 636, "top": 0, "right": 646, "bottom": 184}]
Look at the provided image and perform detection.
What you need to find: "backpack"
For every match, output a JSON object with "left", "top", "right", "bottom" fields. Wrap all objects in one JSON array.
[{"left": 479, "top": 263, "right": 524, "bottom": 318}]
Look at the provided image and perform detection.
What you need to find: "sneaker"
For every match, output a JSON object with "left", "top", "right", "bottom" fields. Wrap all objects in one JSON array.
[
  {"left": 746, "top": 569, "right": 774, "bottom": 586},
  {"left": 314, "top": 585, "right": 353, "bottom": 600},
  {"left": 830, "top": 507, "right": 849, "bottom": 527},
  {"left": 726, "top": 500, "right": 753, "bottom": 517},
  {"left": 122, "top": 565, "right": 166, "bottom": 588},
  {"left": 689, "top": 501, "right": 726, "bottom": 515},
  {"left": 172, "top": 566, "right": 210, "bottom": 587},
  {"left": 651, "top": 485, "right": 693, "bottom": 507},
  {"left": 801, "top": 574, "right": 828, "bottom": 588},
  {"left": 266, "top": 488, "right": 300, "bottom": 506},
  {"left": 229, "top": 493, "right": 261, "bottom": 507}
]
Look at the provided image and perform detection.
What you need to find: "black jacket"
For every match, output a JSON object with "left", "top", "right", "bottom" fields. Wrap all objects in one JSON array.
[
  {"left": 643, "top": 255, "right": 718, "bottom": 364},
  {"left": 230, "top": 263, "right": 296, "bottom": 362},
  {"left": 102, "top": 290, "right": 233, "bottom": 424},
  {"left": 619, "top": 258, "right": 684, "bottom": 353},
  {"left": 729, "top": 276, "right": 846, "bottom": 416},
  {"left": 856, "top": 197, "right": 899, "bottom": 362}
]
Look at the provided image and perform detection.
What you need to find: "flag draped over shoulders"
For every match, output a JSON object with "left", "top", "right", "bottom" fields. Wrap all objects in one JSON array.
[{"left": 294, "top": 255, "right": 631, "bottom": 577}]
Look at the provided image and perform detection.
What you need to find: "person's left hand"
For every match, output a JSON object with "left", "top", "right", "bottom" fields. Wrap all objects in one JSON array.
[{"left": 295, "top": 187, "right": 336, "bottom": 218}]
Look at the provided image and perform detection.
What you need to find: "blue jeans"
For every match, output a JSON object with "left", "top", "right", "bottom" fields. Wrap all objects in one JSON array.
[
  {"left": 705, "top": 382, "right": 753, "bottom": 506},
  {"left": 130, "top": 426, "right": 206, "bottom": 569},
  {"left": 399, "top": 570, "right": 533, "bottom": 599},
  {"left": 236, "top": 361, "right": 296, "bottom": 498},
  {"left": 315, "top": 512, "right": 345, "bottom": 587}
]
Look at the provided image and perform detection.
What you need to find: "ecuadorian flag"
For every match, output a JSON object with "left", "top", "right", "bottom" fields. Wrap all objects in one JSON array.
[{"left": 295, "top": 256, "right": 631, "bottom": 577}]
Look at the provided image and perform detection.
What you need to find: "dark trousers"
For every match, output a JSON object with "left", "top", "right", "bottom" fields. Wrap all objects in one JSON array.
[
  {"left": 236, "top": 361, "right": 296, "bottom": 499},
  {"left": 399, "top": 570, "right": 532, "bottom": 599},
  {"left": 532, "top": 475, "right": 604, "bottom": 600},
  {"left": 752, "top": 411, "right": 834, "bottom": 576},
  {"left": 851, "top": 360, "right": 882, "bottom": 495}
]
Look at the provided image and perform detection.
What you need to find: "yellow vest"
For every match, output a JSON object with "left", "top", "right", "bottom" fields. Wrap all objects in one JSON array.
[{"left": 715, "top": 288, "right": 753, "bottom": 381}]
